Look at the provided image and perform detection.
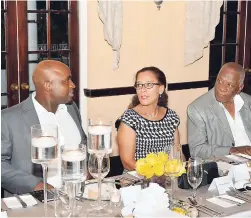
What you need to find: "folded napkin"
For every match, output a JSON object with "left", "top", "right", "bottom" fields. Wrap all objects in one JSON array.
[
  {"left": 121, "top": 183, "right": 170, "bottom": 217},
  {"left": 207, "top": 194, "right": 245, "bottom": 208},
  {"left": 3, "top": 194, "right": 37, "bottom": 209},
  {"left": 1, "top": 211, "right": 8, "bottom": 218}
]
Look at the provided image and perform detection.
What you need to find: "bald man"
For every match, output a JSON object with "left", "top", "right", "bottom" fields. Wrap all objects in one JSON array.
[
  {"left": 1, "top": 60, "right": 87, "bottom": 195},
  {"left": 188, "top": 62, "right": 251, "bottom": 159}
]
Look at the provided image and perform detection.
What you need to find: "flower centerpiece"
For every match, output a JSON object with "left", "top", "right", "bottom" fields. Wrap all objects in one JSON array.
[{"left": 136, "top": 152, "right": 185, "bottom": 188}]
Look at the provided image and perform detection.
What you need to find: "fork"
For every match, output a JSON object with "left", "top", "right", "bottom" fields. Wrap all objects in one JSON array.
[
  {"left": 227, "top": 190, "right": 251, "bottom": 203},
  {"left": 188, "top": 197, "right": 224, "bottom": 216}
]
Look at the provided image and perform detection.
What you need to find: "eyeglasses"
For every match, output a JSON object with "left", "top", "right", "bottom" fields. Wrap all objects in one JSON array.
[{"left": 134, "top": 82, "right": 160, "bottom": 90}]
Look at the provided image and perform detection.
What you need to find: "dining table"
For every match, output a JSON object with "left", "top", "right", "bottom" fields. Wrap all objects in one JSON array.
[{"left": 2, "top": 156, "right": 251, "bottom": 217}]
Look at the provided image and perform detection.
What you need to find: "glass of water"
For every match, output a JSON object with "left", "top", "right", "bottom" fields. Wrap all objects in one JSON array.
[
  {"left": 54, "top": 186, "right": 71, "bottom": 217},
  {"left": 187, "top": 157, "right": 203, "bottom": 200},
  {"left": 87, "top": 118, "right": 112, "bottom": 216},
  {"left": 88, "top": 153, "right": 110, "bottom": 207},
  {"left": 31, "top": 124, "right": 58, "bottom": 216},
  {"left": 61, "top": 144, "right": 87, "bottom": 217}
]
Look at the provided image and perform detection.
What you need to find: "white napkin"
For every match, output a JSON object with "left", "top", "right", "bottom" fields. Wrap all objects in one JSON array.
[
  {"left": 19, "top": 194, "right": 38, "bottom": 206},
  {"left": 120, "top": 185, "right": 142, "bottom": 207},
  {"left": 1, "top": 211, "right": 8, "bottom": 218},
  {"left": 3, "top": 194, "right": 37, "bottom": 209},
  {"left": 207, "top": 194, "right": 245, "bottom": 208},
  {"left": 121, "top": 183, "right": 170, "bottom": 217}
]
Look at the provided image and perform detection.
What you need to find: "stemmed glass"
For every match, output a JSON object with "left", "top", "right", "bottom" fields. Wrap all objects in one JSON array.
[
  {"left": 87, "top": 118, "right": 112, "bottom": 216},
  {"left": 164, "top": 145, "right": 183, "bottom": 207},
  {"left": 31, "top": 124, "right": 58, "bottom": 216},
  {"left": 61, "top": 144, "right": 87, "bottom": 217},
  {"left": 187, "top": 157, "right": 203, "bottom": 201},
  {"left": 88, "top": 153, "right": 110, "bottom": 206}
]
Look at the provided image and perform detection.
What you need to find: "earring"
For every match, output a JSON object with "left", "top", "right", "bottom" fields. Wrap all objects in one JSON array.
[{"left": 159, "top": 93, "right": 162, "bottom": 98}]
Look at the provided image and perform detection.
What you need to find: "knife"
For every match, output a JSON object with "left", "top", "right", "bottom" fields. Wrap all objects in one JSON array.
[
  {"left": 216, "top": 196, "right": 242, "bottom": 206},
  {"left": 14, "top": 194, "right": 28, "bottom": 208}
]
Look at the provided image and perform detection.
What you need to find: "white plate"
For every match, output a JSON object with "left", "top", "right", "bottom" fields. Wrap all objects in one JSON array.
[{"left": 83, "top": 182, "right": 116, "bottom": 200}]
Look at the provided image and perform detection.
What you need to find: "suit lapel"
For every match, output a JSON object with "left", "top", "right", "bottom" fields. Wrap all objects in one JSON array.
[
  {"left": 210, "top": 91, "right": 234, "bottom": 142},
  {"left": 67, "top": 104, "right": 86, "bottom": 144},
  {"left": 21, "top": 97, "right": 40, "bottom": 129},
  {"left": 21, "top": 97, "right": 42, "bottom": 177},
  {"left": 240, "top": 104, "right": 251, "bottom": 142}
]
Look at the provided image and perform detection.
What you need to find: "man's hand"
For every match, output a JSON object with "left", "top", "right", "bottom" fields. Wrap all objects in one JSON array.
[
  {"left": 34, "top": 182, "right": 54, "bottom": 191},
  {"left": 230, "top": 146, "right": 251, "bottom": 156}
]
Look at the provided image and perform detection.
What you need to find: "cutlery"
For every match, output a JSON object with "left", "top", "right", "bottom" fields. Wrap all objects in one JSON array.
[
  {"left": 196, "top": 206, "right": 218, "bottom": 217},
  {"left": 226, "top": 191, "right": 251, "bottom": 203},
  {"left": 14, "top": 194, "right": 27, "bottom": 208},
  {"left": 216, "top": 196, "right": 242, "bottom": 206},
  {"left": 229, "top": 187, "right": 251, "bottom": 197},
  {"left": 188, "top": 197, "right": 224, "bottom": 216}
]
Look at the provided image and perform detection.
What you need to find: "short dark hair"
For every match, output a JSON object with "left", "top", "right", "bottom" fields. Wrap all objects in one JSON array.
[{"left": 128, "top": 66, "right": 168, "bottom": 108}]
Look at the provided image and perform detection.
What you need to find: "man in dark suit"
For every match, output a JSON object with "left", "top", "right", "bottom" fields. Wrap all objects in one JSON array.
[
  {"left": 188, "top": 62, "right": 251, "bottom": 159},
  {"left": 1, "top": 60, "right": 87, "bottom": 195}
]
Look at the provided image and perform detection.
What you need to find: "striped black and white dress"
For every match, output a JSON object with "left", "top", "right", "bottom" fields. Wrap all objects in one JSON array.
[{"left": 120, "top": 107, "right": 180, "bottom": 160}]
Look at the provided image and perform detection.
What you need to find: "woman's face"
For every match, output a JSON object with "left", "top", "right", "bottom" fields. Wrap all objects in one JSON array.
[{"left": 135, "top": 71, "right": 164, "bottom": 106}]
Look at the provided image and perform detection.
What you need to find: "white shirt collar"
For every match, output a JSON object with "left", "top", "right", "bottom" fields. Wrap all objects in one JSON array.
[
  {"left": 32, "top": 92, "right": 67, "bottom": 114},
  {"left": 219, "top": 94, "right": 244, "bottom": 112}
]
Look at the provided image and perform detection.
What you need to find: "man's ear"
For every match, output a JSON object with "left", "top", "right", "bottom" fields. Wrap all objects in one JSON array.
[
  {"left": 44, "top": 81, "right": 51, "bottom": 92},
  {"left": 238, "top": 83, "right": 244, "bottom": 94}
]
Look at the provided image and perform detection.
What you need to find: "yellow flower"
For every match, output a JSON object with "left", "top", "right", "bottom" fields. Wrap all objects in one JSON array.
[
  {"left": 145, "top": 153, "right": 158, "bottom": 166},
  {"left": 154, "top": 161, "right": 165, "bottom": 176},
  {"left": 136, "top": 158, "right": 147, "bottom": 176},
  {"left": 173, "top": 164, "right": 186, "bottom": 177},
  {"left": 145, "top": 165, "right": 155, "bottom": 179},
  {"left": 172, "top": 207, "right": 186, "bottom": 215},
  {"left": 165, "top": 159, "right": 183, "bottom": 175},
  {"left": 157, "top": 152, "right": 169, "bottom": 163}
]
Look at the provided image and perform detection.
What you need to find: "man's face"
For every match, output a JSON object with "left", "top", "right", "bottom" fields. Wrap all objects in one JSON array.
[
  {"left": 214, "top": 67, "right": 243, "bottom": 104},
  {"left": 49, "top": 67, "right": 76, "bottom": 104}
]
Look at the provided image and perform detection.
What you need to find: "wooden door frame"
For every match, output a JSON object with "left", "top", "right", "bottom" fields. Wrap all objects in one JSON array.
[
  {"left": 6, "top": 1, "right": 19, "bottom": 107},
  {"left": 17, "top": 1, "right": 29, "bottom": 102},
  {"left": 239, "top": 1, "right": 251, "bottom": 93},
  {"left": 4, "top": 0, "right": 80, "bottom": 107},
  {"left": 239, "top": 1, "right": 251, "bottom": 67}
]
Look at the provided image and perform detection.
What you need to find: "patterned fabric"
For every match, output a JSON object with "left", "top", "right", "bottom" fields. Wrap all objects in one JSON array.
[{"left": 120, "top": 107, "right": 180, "bottom": 160}]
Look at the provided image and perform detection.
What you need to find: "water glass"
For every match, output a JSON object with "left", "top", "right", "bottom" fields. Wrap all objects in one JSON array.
[
  {"left": 54, "top": 187, "right": 71, "bottom": 217},
  {"left": 31, "top": 124, "right": 58, "bottom": 217},
  {"left": 88, "top": 118, "right": 112, "bottom": 155},
  {"left": 109, "top": 188, "right": 121, "bottom": 208},
  {"left": 187, "top": 157, "right": 203, "bottom": 200}
]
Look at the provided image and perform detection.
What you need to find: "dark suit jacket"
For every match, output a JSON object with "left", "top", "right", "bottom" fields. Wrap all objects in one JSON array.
[
  {"left": 1, "top": 96, "right": 87, "bottom": 194},
  {"left": 187, "top": 88, "right": 251, "bottom": 159}
]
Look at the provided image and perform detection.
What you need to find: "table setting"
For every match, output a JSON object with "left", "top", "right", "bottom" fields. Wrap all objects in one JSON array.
[{"left": 1, "top": 120, "right": 251, "bottom": 217}]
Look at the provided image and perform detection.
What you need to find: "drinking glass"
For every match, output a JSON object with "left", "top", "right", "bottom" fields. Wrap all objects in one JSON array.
[
  {"left": 164, "top": 145, "right": 183, "bottom": 207},
  {"left": 187, "top": 157, "right": 203, "bottom": 200},
  {"left": 88, "top": 153, "right": 110, "bottom": 207},
  {"left": 31, "top": 124, "right": 58, "bottom": 216},
  {"left": 54, "top": 186, "right": 71, "bottom": 217},
  {"left": 87, "top": 118, "right": 112, "bottom": 216},
  {"left": 61, "top": 144, "right": 87, "bottom": 217}
]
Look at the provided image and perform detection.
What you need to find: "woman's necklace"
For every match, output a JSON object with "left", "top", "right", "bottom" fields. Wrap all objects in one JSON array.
[{"left": 142, "top": 107, "right": 159, "bottom": 118}]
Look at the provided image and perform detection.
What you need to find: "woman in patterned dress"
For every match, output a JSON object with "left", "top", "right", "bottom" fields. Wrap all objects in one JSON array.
[{"left": 117, "top": 66, "right": 181, "bottom": 170}]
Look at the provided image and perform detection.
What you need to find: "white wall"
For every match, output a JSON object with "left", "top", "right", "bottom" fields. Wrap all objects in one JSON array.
[{"left": 79, "top": 1, "right": 209, "bottom": 155}]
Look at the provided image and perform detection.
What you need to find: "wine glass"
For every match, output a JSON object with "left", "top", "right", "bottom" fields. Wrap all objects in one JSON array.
[
  {"left": 164, "top": 145, "right": 183, "bottom": 207},
  {"left": 88, "top": 153, "right": 110, "bottom": 206},
  {"left": 187, "top": 157, "right": 203, "bottom": 201},
  {"left": 31, "top": 124, "right": 58, "bottom": 216},
  {"left": 61, "top": 144, "right": 87, "bottom": 217},
  {"left": 87, "top": 118, "right": 112, "bottom": 216}
]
